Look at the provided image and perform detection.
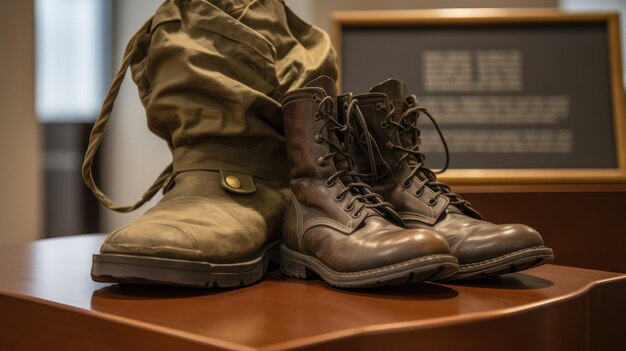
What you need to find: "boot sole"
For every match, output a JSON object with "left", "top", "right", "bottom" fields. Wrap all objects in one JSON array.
[
  {"left": 443, "top": 246, "right": 554, "bottom": 281},
  {"left": 91, "top": 240, "right": 280, "bottom": 288},
  {"left": 279, "top": 244, "right": 459, "bottom": 288}
]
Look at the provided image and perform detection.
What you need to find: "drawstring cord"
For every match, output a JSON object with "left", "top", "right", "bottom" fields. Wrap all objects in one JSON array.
[
  {"left": 236, "top": 0, "right": 258, "bottom": 21},
  {"left": 82, "top": 17, "right": 173, "bottom": 213}
]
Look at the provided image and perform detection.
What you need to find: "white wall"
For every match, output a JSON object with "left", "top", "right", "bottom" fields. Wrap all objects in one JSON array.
[{"left": 0, "top": 0, "right": 42, "bottom": 244}]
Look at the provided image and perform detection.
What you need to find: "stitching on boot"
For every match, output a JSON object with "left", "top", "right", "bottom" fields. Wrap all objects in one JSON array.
[
  {"left": 102, "top": 244, "right": 203, "bottom": 258},
  {"left": 158, "top": 222, "right": 204, "bottom": 258},
  {"left": 290, "top": 192, "right": 305, "bottom": 252},
  {"left": 399, "top": 211, "right": 437, "bottom": 225},
  {"left": 302, "top": 218, "right": 355, "bottom": 235},
  {"left": 286, "top": 246, "right": 453, "bottom": 277},
  {"left": 103, "top": 223, "right": 204, "bottom": 259}
]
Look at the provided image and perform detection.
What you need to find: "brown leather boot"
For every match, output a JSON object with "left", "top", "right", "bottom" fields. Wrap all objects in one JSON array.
[
  {"left": 341, "top": 79, "right": 554, "bottom": 280},
  {"left": 279, "top": 76, "right": 458, "bottom": 288}
]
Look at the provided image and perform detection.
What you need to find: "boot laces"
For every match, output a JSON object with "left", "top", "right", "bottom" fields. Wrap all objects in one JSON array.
[
  {"left": 381, "top": 95, "right": 471, "bottom": 208},
  {"left": 315, "top": 95, "right": 401, "bottom": 220}
]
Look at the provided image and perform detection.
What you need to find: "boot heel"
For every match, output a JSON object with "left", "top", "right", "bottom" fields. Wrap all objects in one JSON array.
[{"left": 280, "top": 245, "right": 312, "bottom": 279}]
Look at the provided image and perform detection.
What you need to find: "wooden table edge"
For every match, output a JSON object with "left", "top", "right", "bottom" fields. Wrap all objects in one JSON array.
[
  {"left": 0, "top": 289, "right": 254, "bottom": 351},
  {"left": 2, "top": 267, "right": 624, "bottom": 351},
  {"left": 259, "top": 273, "right": 626, "bottom": 351}
]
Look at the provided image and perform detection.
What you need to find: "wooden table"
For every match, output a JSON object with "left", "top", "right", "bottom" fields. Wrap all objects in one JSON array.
[{"left": 0, "top": 234, "right": 624, "bottom": 351}]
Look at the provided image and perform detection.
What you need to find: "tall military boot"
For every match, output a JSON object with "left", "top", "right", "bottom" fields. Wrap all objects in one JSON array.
[
  {"left": 82, "top": 0, "right": 337, "bottom": 288},
  {"left": 343, "top": 79, "right": 554, "bottom": 280},
  {"left": 279, "top": 76, "right": 458, "bottom": 288}
]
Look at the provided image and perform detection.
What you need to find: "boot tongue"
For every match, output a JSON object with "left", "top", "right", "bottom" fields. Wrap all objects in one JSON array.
[
  {"left": 371, "top": 78, "right": 419, "bottom": 150},
  {"left": 305, "top": 76, "right": 346, "bottom": 173},
  {"left": 369, "top": 78, "right": 408, "bottom": 117},
  {"left": 305, "top": 75, "right": 337, "bottom": 97},
  {"left": 371, "top": 79, "right": 427, "bottom": 176}
]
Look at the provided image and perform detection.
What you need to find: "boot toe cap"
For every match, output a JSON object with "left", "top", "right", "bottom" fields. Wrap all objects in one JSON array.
[
  {"left": 101, "top": 222, "right": 205, "bottom": 261},
  {"left": 306, "top": 219, "right": 452, "bottom": 272},
  {"left": 455, "top": 224, "right": 545, "bottom": 265},
  {"left": 349, "top": 226, "right": 451, "bottom": 271},
  {"left": 399, "top": 227, "right": 452, "bottom": 258}
]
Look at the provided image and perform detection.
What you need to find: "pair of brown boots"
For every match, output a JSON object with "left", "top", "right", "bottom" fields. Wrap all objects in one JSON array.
[
  {"left": 86, "top": 0, "right": 551, "bottom": 289},
  {"left": 279, "top": 76, "right": 553, "bottom": 288}
]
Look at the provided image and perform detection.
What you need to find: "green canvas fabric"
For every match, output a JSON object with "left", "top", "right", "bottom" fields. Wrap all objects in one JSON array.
[{"left": 82, "top": 0, "right": 337, "bottom": 263}]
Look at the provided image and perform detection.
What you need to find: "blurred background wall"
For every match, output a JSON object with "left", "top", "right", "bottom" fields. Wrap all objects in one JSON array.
[
  {"left": 100, "top": 0, "right": 170, "bottom": 233},
  {"left": 0, "top": 0, "right": 41, "bottom": 245},
  {"left": 291, "top": 0, "right": 558, "bottom": 32}
]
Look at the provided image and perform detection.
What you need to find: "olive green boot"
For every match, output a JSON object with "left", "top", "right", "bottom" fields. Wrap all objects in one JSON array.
[{"left": 83, "top": 0, "right": 337, "bottom": 288}]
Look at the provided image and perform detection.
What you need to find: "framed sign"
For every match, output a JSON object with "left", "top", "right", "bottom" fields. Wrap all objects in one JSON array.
[{"left": 332, "top": 9, "right": 626, "bottom": 183}]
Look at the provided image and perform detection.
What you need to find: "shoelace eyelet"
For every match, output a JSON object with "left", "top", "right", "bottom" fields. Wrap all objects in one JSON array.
[
  {"left": 323, "top": 101, "right": 333, "bottom": 115},
  {"left": 375, "top": 102, "right": 385, "bottom": 111},
  {"left": 352, "top": 211, "right": 361, "bottom": 218},
  {"left": 403, "top": 179, "right": 412, "bottom": 188},
  {"left": 392, "top": 163, "right": 402, "bottom": 171},
  {"left": 311, "top": 93, "right": 322, "bottom": 102},
  {"left": 380, "top": 121, "right": 388, "bottom": 129},
  {"left": 313, "top": 134, "right": 322, "bottom": 143},
  {"left": 427, "top": 198, "right": 437, "bottom": 206},
  {"left": 313, "top": 112, "right": 321, "bottom": 120},
  {"left": 345, "top": 203, "right": 354, "bottom": 211},
  {"left": 415, "top": 188, "right": 424, "bottom": 197},
  {"left": 325, "top": 179, "right": 335, "bottom": 187},
  {"left": 385, "top": 141, "right": 394, "bottom": 149},
  {"left": 317, "top": 157, "right": 326, "bottom": 167},
  {"left": 334, "top": 193, "right": 345, "bottom": 201}
]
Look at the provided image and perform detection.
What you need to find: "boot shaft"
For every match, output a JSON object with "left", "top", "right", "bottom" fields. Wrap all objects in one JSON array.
[
  {"left": 338, "top": 93, "right": 403, "bottom": 181},
  {"left": 281, "top": 76, "right": 405, "bottom": 230},
  {"left": 343, "top": 78, "right": 486, "bottom": 223},
  {"left": 135, "top": 0, "right": 338, "bottom": 152},
  {"left": 341, "top": 80, "right": 451, "bottom": 225},
  {"left": 281, "top": 76, "right": 340, "bottom": 181},
  {"left": 281, "top": 76, "right": 371, "bottom": 236}
]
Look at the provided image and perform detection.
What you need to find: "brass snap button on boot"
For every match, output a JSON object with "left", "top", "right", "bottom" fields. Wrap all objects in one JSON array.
[
  {"left": 220, "top": 171, "right": 256, "bottom": 194},
  {"left": 225, "top": 175, "right": 241, "bottom": 189}
]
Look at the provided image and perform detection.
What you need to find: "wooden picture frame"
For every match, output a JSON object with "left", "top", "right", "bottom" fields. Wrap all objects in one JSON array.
[{"left": 332, "top": 9, "right": 626, "bottom": 184}]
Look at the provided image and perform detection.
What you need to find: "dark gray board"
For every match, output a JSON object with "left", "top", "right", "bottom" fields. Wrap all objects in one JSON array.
[{"left": 341, "top": 22, "right": 618, "bottom": 169}]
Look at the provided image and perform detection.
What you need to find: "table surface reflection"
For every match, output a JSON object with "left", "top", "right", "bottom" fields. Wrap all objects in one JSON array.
[{"left": 0, "top": 234, "right": 624, "bottom": 350}]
